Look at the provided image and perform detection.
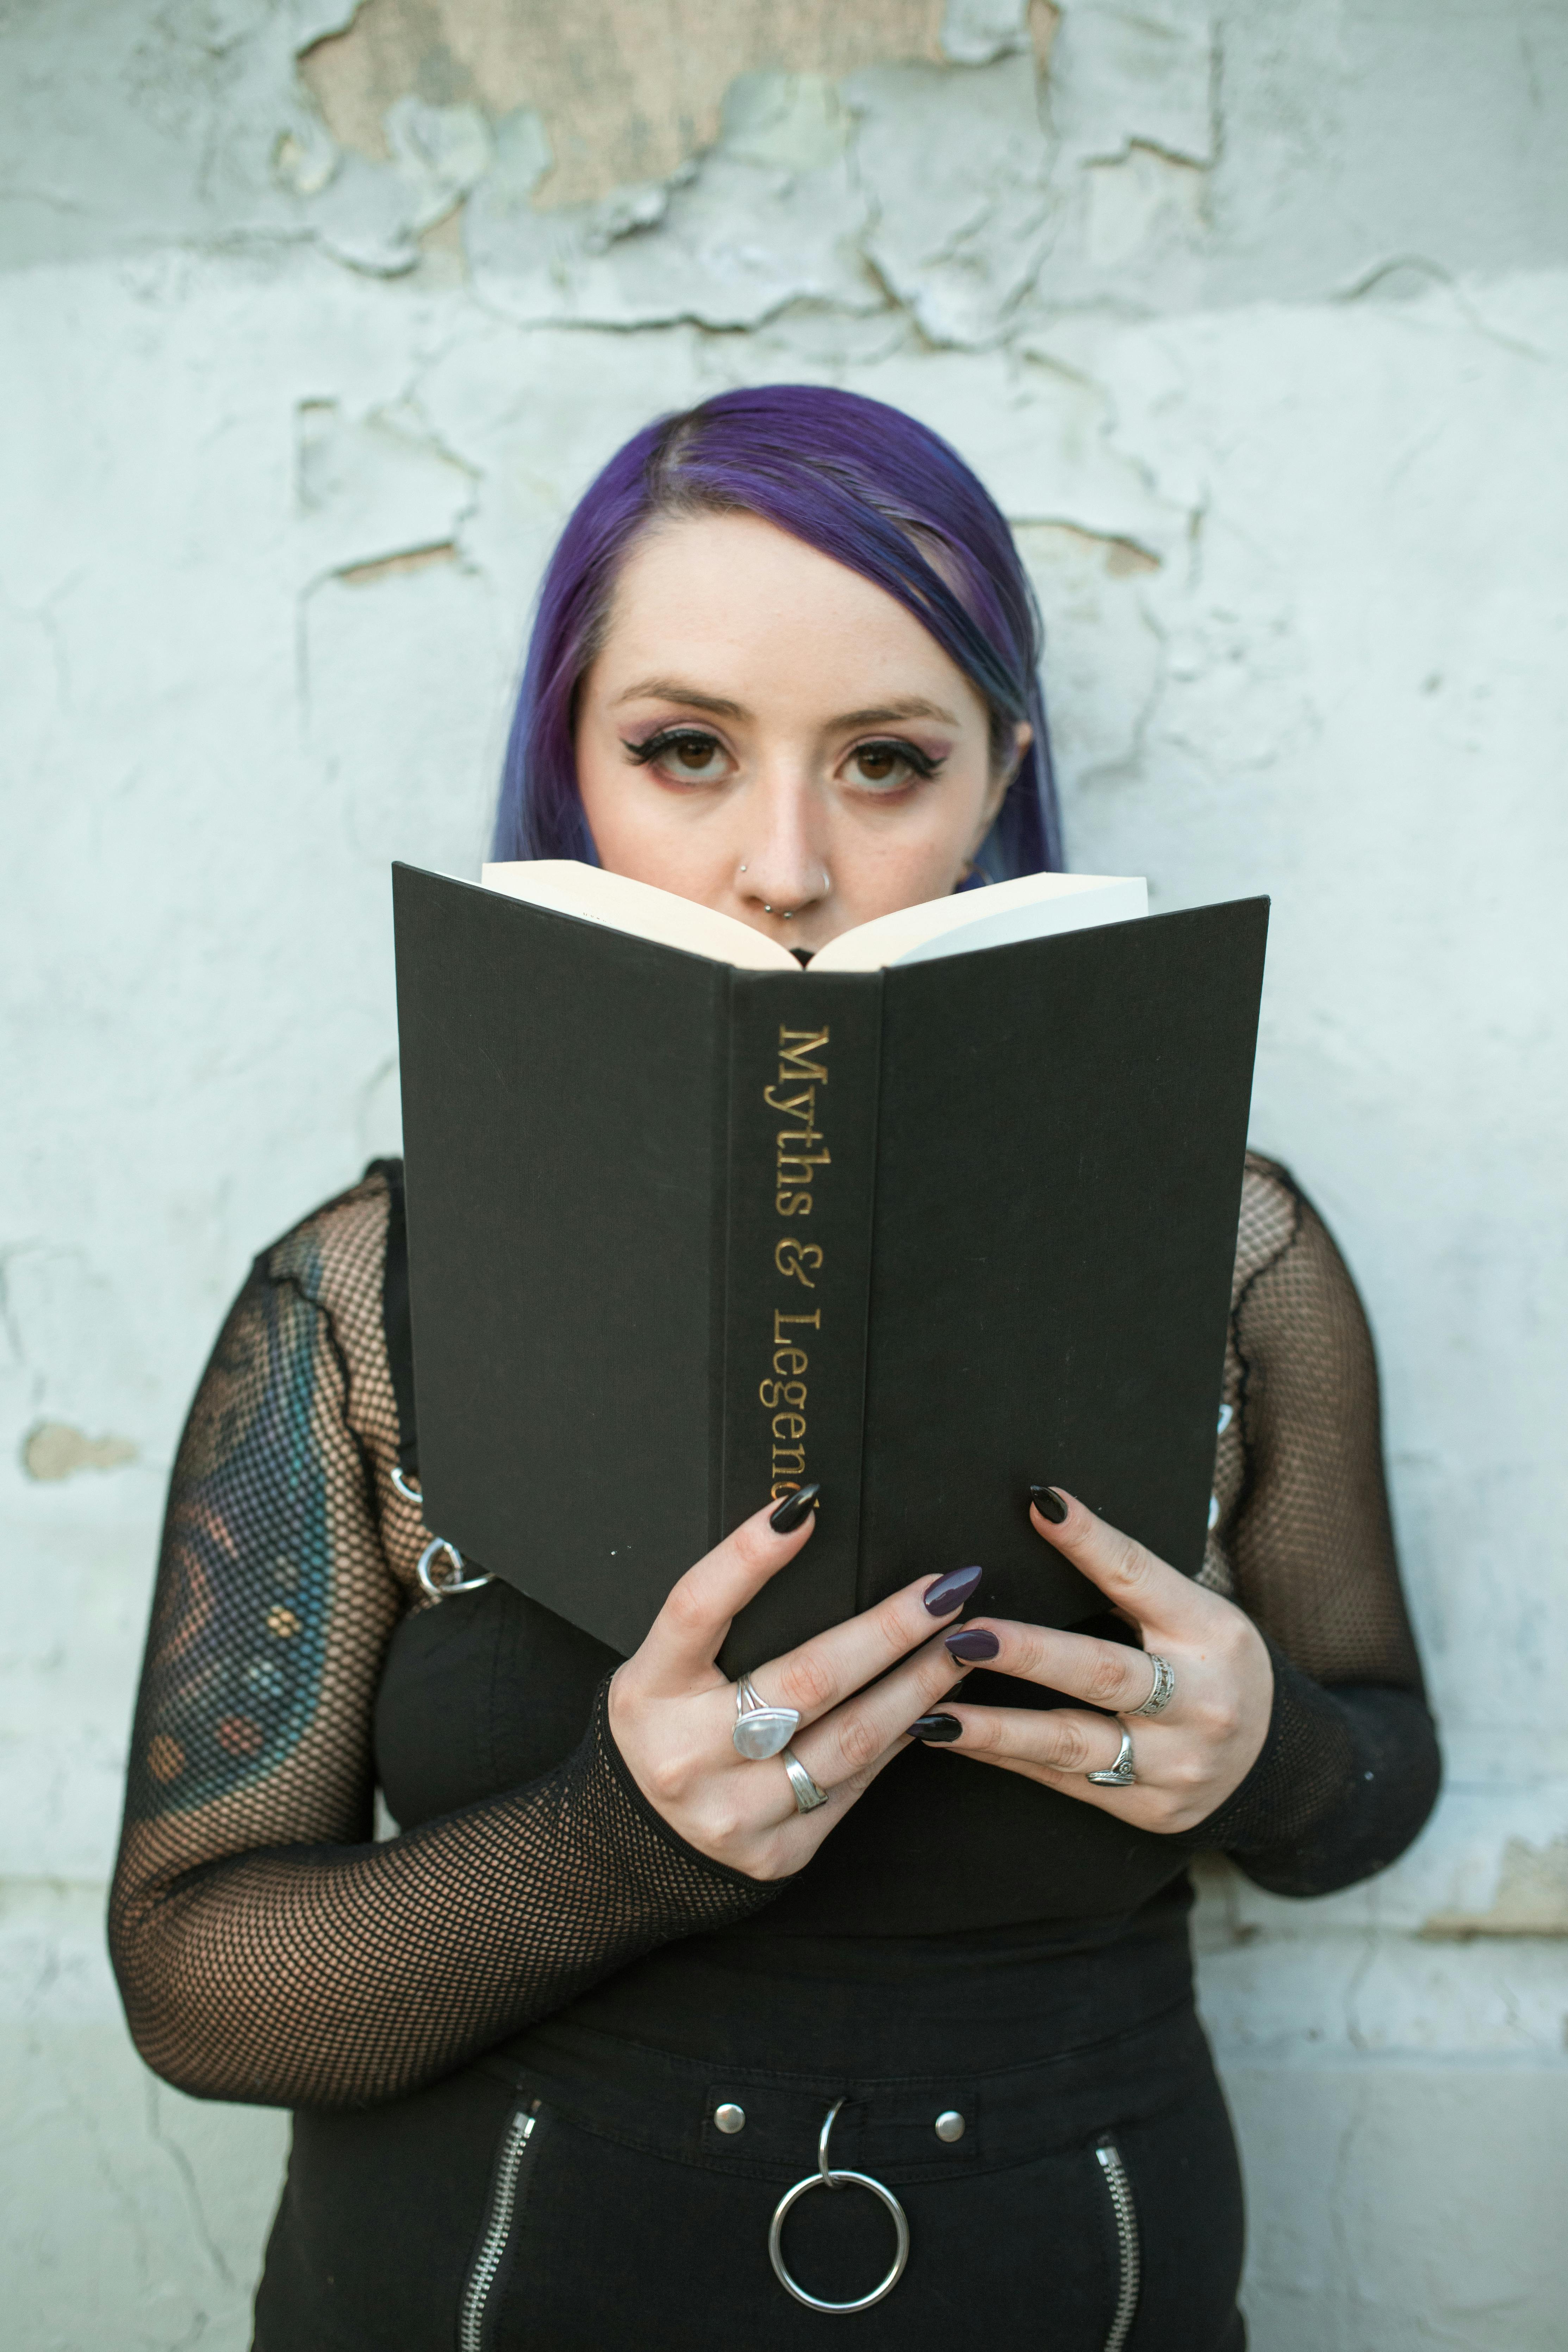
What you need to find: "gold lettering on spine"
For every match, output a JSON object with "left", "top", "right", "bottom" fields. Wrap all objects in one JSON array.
[{"left": 763, "top": 1035, "right": 830, "bottom": 1498}]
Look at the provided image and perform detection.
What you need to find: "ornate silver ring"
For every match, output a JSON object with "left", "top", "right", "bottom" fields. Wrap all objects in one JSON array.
[
  {"left": 1086, "top": 1727, "right": 1137, "bottom": 1787},
  {"left": 732, "top": 1672, "right": 801, "bottom": 1761},
  {"left": 781, "top": 1746, "right": 830, "bottom": 1813},
  {"left": 1129, "top": 1652, "right": 1176, "bottom": 1718}
]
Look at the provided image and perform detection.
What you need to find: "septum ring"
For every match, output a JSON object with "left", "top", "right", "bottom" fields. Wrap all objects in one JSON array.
[
  {"left": 768, "top": 2099, "right": 911, "bottom": 2314},
  {"left": 732, "top": 1672, "right": 801, "bottom": 1761},
  {"left": 1130, "top": 1652, "right": 1176, "bottom": 1717}
]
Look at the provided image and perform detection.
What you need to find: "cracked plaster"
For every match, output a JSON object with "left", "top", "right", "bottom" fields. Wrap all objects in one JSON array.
[{"left": 2, "top": 3, "right": 1567, "bottom": 2345}]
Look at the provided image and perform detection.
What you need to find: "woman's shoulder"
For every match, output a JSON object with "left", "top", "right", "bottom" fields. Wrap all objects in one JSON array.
[
  {"left": 1233, "top": 1150, "right": 1368, "bottom": 1331},
  {"left": 1233, "top": 1150, "right": 1311, "bottom": 1306},
  {"left": 255, "top": 1157, "right": 403, "bottom": 1328}
]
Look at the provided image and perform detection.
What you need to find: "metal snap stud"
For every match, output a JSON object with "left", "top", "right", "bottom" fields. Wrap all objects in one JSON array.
[
  {"left": 714, "top": 2103, "right": 746, "bottom": 2135},
  {"left": 934, "top": 2110, "right": 966, "bottom": 2143}
]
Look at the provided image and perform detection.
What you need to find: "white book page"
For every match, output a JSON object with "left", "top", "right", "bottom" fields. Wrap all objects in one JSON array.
[
  {"left": 481, "top": 861, "right": 798, "bottom": 969},
  {"left": 809, "top": 871, "right": 1147, "bottom": 969},
  {"left": 480, "top": 861, "right": 1147, "bottom": 971}
]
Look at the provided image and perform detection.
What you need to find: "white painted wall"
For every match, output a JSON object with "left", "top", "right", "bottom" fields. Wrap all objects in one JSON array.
[{"left": 2, "top": 3, "right": 1565, "bottom": 2343}]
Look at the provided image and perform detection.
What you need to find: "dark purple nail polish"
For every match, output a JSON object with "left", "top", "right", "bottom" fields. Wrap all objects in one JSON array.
[
  {"left": 770, "top": 1482, "right": 820, "bottom": 1533},
  {"left": 923, "top": 1564, "right": 983, "bottom": 1617},
  {"left": 1029, "top": 1485, "right": 1069, "bottom": 1524},
  {"left": 907, "top": 1713, "right": 963, "bottom": 1743},
  {"left": 945, "top": 1627, "right": 999, "bottom": 1662}
]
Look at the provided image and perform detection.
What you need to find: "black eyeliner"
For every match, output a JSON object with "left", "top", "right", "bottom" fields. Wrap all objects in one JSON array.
[
  {"left": 622, "top": 726, "right": 723, "bottom": 765},
  {"left": 851, "top": 736, "right": 942, "bottom": 780}
]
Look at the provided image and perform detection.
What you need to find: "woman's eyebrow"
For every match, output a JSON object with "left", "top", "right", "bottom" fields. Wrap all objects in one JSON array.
[
  {"left": 612, "top": 679, "right": 746, "bottom": 716},
  {"left": 832, "top": 698, "right": 958, "bottom": 728},
  {"left": 610, "top": 684, "right": 960, "bottom": 729}
]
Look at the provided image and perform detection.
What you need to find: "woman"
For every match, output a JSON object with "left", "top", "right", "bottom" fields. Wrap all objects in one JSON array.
[{"left": 110, "top": 387, "right": 1440, "bottom": 2350}]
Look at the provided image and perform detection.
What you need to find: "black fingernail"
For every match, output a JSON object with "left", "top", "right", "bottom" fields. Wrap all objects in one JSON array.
[
  {"left": 769, "top": 1482, "right": 820, "bottom": 1533},
  {"left": 945, "top": 1627, "right": 999, "bottom": 1662},
  {"left": 1029, "top": 1485, "right": 1069, "bottom": 1524},
  {"left": 907, "top": 1713, "right": 963, "bottom": 1743},
  {"left": 923, "top": 1564, "right": 983, "bottom": 1616}
]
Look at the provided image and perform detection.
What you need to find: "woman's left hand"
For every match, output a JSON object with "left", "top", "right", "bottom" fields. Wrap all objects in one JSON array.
[{"left": 915, "top": 1489, "right": 1274, "bottom": 1833}]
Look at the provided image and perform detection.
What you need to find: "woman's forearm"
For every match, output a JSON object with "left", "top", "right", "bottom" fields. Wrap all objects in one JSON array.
[
  {"left": 110, "top": 1684, "right": 779, "bottom": 2111},
  {"left": 1197, "top": 1647, "right": 1441, "bottom": 1897}
]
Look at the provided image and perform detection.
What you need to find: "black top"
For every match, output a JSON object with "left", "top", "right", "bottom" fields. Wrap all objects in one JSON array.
[{"left": 109, "top": 1156, "right": 1439, "bottom": 2110}]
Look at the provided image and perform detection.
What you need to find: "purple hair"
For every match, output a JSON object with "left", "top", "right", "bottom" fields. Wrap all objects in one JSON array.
[{"left": 491, "top": 385, "right": 1063, "bottom": 879}]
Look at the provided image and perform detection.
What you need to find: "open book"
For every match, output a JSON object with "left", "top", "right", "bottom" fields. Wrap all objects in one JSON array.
[
  {"left": 393, "top": 858, "right": 1265, "bottom": 1671},
  {"left": 480, "top": 860, "right": 1149, "bottom": 970}
]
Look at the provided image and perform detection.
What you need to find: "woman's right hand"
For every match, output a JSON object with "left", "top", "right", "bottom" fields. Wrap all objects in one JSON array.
[{"left": 607, "top": 1495, "right": 984, "bottom": 1881}]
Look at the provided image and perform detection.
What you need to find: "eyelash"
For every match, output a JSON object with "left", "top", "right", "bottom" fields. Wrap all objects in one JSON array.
[
  {"left": 853, "top": 737, "right": 941, "bottom": 782},
  {"left": 624, "top": 727, "right": 721, "bottom": 770},
  {"left": 622, "top": 729, "right": 944, "bottom": 785}
]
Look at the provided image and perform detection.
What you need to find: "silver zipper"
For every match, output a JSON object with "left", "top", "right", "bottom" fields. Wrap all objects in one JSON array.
[
  {"left": 1095, "top": 2136, "right": 1141, "bottom": 2352},
  {"left": 459, "top": 2108, "right": 537, "bottom": 2352}
]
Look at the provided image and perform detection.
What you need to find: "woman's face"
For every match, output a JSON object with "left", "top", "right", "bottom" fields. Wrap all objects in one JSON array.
[{"left": 575, "top": 512, "right": 1026, "bottom": 954}]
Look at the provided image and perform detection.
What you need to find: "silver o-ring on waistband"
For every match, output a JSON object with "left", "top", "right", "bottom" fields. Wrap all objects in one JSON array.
[{"left": 767, "top": 2100, "right": 910, "bottom": 2315}]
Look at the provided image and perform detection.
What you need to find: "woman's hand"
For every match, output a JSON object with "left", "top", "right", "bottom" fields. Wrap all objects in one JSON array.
[
  {"left": 608, "top": 1494, "right": 986, "bottom": 1880},
  {"left": 909, "top": 1489, "right": 1274, "bottom": 1834}
]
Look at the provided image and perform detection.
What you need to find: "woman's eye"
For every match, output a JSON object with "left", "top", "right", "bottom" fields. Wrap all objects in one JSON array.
[
  {"left": 666, "top": 734, "right": 724, "bottom": 775},
  {"left": 628, "top": 730, "right": 732, "bottom": 783},
  {"left": 844, "top": 740, "right": 935, "bottom": 791}
]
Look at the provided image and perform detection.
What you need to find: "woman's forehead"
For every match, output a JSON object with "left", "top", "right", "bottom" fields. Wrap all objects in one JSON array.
[{"left": 592, "top": 511, "right": 987, "bottom": 724}]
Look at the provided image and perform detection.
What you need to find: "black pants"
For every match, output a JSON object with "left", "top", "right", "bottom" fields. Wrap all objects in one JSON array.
[{"left": 256, "top": 1905, "right": 1245, "bottom": 2350}]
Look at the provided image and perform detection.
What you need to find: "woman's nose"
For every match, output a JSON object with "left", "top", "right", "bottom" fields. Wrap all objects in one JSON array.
[{"left": 735, "top": 786, "right": 832, "bottom": 920}]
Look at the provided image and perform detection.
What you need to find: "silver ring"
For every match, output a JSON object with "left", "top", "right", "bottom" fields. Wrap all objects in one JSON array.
[
  {"left": 768, "top": 2101, "right": 909, "bottom": 2314},
  {"left": 1130, "top": 1652, "right": 1176, "bottom": 1717},
  {"left": 389, "top": 1465, "right": 422, "bottom": 1505},
  {"left": 780, "top": 1746, "right": 829, "bottom": 1813},
  {"left": 732, "top": 1673, "right": 801, "bottom": 1761},
  {"left": 1086, "top": 1727, "right": 1137, "bottom": 1786},
  {"left": 415, "top": 1537, "right": 494, "bottom": 1600}
]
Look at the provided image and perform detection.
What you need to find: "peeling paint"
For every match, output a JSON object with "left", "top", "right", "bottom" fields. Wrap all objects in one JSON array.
[
  {"left": 337, "top": 540, "right": 458, "bottom": 585},
  {"left": 1422, "top": 1838, "right": 1568, "bottom": 1941},
  {"left": 298, "top": 0, "right": 948, "bottom": 210},
  {"left": 21, "top": 1425, "right": 139, "bottom": 1482},
  {"left": 465, "top": 76, "right": 882, "bottom": 332}
]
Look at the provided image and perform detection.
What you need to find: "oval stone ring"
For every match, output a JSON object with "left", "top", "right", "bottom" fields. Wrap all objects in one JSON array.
[{"left": 733, "top": 1672, "right": 801, "bottom": 1761}]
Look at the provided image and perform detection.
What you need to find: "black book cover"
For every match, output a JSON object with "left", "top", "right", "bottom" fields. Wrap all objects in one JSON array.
[{"left": 392, "top": 865, "right": 1267, "bottom": 1674}]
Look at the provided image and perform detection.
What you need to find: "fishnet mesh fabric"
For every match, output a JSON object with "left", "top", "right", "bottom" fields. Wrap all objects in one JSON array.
[
  {"left": 110, "top": 1157, "right": 1434, "bottom": 2109},
  {"left": 108, "top": 1172, "right": 776, "bottom": 2108}
]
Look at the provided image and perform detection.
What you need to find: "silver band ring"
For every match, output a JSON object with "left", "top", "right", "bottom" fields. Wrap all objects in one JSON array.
[
  {"left": 733, "top": 1672, "right": 801, "bottom": 1761},
  {"left": 1086, "top": 1727, "right": 1137, "bottom": 1787},
  {"left": 1129, "top": 1652, "right": 1176, "bottom": 1717},
  {"left": 781, "top": 1746, "right": 829, "bottom": 1813},
  {"left": 768, "top": 2101, "right": 910, "bottom": 2314}
]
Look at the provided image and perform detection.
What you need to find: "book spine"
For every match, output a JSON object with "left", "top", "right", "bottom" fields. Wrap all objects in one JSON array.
[{"left": 717, "top": 971, "right": 882, "bottom": 1673}]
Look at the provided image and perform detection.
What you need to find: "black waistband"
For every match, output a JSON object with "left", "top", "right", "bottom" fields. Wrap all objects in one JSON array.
[
  {"left": 485, "top": 1987, "right": 1208, "bottom": 2187},
  {"left": 543, "top": 1884, "right": 1196, "bottom": 2080}
]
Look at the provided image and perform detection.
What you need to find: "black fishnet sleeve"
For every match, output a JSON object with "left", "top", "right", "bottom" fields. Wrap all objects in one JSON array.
[
  {"left": 108, "top": 1177, "right": 778, "bottom": 2110},
  {"left": 1196, "top": 1162, "right": 1441, "bottom": 1894}
]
